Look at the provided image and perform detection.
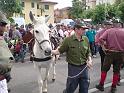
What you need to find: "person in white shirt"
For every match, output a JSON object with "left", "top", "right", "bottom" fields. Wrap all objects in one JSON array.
[
  {"left": 58, "top": 25, "right": 64, "bottom": 38},
  {"left": 64, "top": 26, "right": 75, "bottom": 37}
]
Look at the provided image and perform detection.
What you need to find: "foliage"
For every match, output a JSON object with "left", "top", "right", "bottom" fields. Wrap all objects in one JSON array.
[
  {"left": 105, "top": 4, "right": 118, "bottom": 20},
  {"left": 115, "top": 0, "right": 124, "bottom": 5},
  {"left": 8, "top": 17, "right": 15, "bottom": 23},
  {"left": 70, "top": 0, "right": 86, "bottom": 19},
  {"left": 70, "top": 0, "right": 124, "bottom": 24},
  {"left": 118, "top": 2, "right": 124, "bottom": 22},
  {"left": 0, "top": 0, "right": 22, "bottom": 18},
  {"left": 82, "top": 9, "right": 94, "bottom": 19},
  {"left": 82, "top": 4, "right": 119, "bottom": 24},
  {"left": 93, "top": 5, "right": 106, "bottom": 24}
]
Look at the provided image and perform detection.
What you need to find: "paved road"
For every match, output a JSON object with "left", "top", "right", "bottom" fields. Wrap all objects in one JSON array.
[{"left": 8, "top": 55, "right": 124, "bottom": 93}]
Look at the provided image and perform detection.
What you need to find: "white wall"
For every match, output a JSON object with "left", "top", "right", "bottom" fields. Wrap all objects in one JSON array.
[{"left": 96, "top": 0, "right": 115, "bottom": 5}]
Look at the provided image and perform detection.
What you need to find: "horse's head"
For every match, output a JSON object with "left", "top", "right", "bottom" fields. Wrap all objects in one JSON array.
[{"left": 29, "top": 11, "right": 52, "bottom": 56}]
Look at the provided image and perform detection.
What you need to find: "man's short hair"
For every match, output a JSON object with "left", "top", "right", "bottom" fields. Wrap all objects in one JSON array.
[{"left": 0, "top": 21, "right": 7, "bottom": 26}]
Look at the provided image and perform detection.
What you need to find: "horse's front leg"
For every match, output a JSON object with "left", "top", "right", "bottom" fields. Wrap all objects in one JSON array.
[
  {"left": 37, "top": 66, "right": 43, "bottom": 93},
  {"left": 42, "top": 67, "right": 50, "bottom": 93},
  {"left": 52, "top": 55, "right": 57, "bottom": 82}
]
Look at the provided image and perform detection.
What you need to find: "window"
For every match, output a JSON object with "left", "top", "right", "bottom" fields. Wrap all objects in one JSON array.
[
  {"left": 31, "top": 2, "right": 35, "bottom": 8},
  {"left": 20, "top": 14, "right": 25, "bottom": 19},
  {"left": 88, "top": 6, "right": 90, "bottom": 9},
  {"left": 45, "top": 15, "right": 49, "bottom": 17},
  {"left": 22, "top": 2, "right": 25, "bottom": 7},
  {"left": 37, "top": 4, "right": 39, "bottom": 9},
  {"left": 45, "top": 5, "right": 49, "bottom": 10}
]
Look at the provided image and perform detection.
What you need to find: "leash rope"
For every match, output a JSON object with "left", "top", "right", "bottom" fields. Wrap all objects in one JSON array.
[{"left": 68, "top": 65, "right": 88, "bottom": 78}]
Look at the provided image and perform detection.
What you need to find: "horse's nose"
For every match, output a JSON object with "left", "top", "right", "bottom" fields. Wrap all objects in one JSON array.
[{"left": 45, "top": 48, "right": 51, "bottom": 56}]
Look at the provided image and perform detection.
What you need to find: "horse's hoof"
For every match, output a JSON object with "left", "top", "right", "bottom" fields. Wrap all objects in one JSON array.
[
  {"left": 43, "top": 89, "right": 47, "bottom": 93},
  {"left": 43, "top": 92, "right": 47, "bottom": 93},
  {"left": 52, "top": 79, "right": 55, "bottom": 82}
]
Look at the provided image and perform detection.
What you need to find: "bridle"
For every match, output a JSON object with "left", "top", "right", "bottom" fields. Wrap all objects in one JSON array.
[
  {"left": 31, "top": 30, "right": 52, "bottom": 62},
  {"left": 35, "top": 37, "right": 50, "bottom": 51}
]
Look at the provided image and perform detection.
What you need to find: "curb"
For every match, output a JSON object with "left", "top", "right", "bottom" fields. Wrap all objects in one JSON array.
[{"left": 88, "top": 79, "right": 124, "bottom": 93}]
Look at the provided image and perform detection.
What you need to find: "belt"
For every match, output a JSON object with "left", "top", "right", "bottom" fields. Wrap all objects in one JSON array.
[
  {"left": 68, "top": 63, "right": 87, "bottom": 67},
  {"left": 0, "top": 75, "right": 5, "bottom": 81},
  {"left": 105, "top": 50, "right": 124, "bottom": 53}
]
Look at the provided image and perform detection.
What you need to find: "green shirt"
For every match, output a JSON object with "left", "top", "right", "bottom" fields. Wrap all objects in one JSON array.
[{"left": 59, "top": 34, "right": 91, "bottom": 66}]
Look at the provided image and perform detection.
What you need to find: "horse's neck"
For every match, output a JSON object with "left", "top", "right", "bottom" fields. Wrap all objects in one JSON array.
[{"left": 33, "top": 42, "right": 45, "bottom": 58}]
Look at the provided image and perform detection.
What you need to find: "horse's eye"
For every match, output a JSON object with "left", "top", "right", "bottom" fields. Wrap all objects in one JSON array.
[{"left": 35, "top": 30, "right": 39, "bottom": 33}]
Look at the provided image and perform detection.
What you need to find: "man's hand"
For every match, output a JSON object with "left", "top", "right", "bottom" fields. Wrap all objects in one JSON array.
[
  {"left": 86, "top": 56, "right": 93, "bottom": 69},
  {"left": 51, "top": 49, "right": 60, "bottom": 55}
]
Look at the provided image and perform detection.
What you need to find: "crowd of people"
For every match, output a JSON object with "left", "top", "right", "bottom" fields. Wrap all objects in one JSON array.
[
  {"left": 51, "top": 21, "right": 124, "bottom": 93},
  {"left": 0, "top": 10, "right": 124, "bottom": 93},
  {"left": 3, "top": 23, "right": 34, "bottom": 63}
]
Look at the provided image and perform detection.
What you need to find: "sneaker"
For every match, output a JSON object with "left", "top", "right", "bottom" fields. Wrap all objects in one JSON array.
[
  {"left": 8, "top": 88, "right": 11, "bottom": 92},
  {"left": 21, "top": 60, "right": 25, "bottom": 63},
  {"left": 117, "top": 81, "right": 121, "bottom": 86},
  {"left": 63, "top": 89, "right": 66, "bottom": 93},
  {"left": 93, "top": 55, "right": 97, "bottom": 58},
  {"left": 111, "top": 87, "right": 117, "bottom": 93},
  {"left": 96, "top": 84, "right": 104, "bottom": 91}
]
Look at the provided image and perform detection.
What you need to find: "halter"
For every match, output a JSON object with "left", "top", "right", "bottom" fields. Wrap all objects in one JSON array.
[
  {"left": 35, "top": 38, "right": 50, "bottom": 50},
  {"left": 31, "top": 30, "right": 52, "bottom": 62}
]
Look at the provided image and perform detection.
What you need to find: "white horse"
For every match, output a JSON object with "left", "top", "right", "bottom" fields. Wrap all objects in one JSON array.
[{"left": 29, "top": 11, "right": 56, "bottom": 93}]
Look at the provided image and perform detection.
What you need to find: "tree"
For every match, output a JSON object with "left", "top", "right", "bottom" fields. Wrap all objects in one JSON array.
[
  {"left": 91, "top": 4, "right": 105, "bottom": 24},
  {"left": 82, "top": 9, "right": 94, "bottom": 19},
  {"left": 0, "top": 0, "right": 22, "bottom": 18},
  {"left": 118, "top": 2, "right": 124, "bottom": 22},
  {"left": 115, "top": 0, "right": 124, "bottom": 5},
  {"left": 105, "top": 4, "right": 118, "bottom": 20},
  {"left": 69, "top": 0, "right": 86, "bottom": 19},
  {"left": 82, "top": 4, "right": 119, "bottom": 24}
]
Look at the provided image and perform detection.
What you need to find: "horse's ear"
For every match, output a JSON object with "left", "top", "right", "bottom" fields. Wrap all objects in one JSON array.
[
  {"left": 45, "top": 15, "right": 51, "bottom": 23},
  {"left": 29, "top": 11, "right": 36, "bottom": 23}
]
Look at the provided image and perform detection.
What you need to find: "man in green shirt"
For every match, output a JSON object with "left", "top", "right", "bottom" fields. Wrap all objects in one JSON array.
[{"left": 52, "top": 24, "right": 92, "bottom": 93}]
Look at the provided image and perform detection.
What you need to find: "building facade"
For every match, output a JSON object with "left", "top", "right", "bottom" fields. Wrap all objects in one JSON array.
[
  {"left": 54, "top": 7, "right": 72, "bottom": 23},
  {"left": 86, "top": 0, "right": 96, "bottom": 9},
  {"left": 15, "top": 0, "right": 57, "bottom": 24},
  {"left": 86, "top": 0, "right": 115, "bottom": 9},
  {"left": 96, "top": 0, "right": 115, "bottom": 5}
]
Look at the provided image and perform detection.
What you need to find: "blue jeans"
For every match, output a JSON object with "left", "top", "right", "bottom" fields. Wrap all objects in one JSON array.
[
  {"left": 65, "top": 63, "right": 89, "bottom": 93},
  {"left": 89, "top": 42, "right": 97, "bottom": 56}
]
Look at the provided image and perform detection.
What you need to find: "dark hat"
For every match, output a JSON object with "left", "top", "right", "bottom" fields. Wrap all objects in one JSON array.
[
  {"left": 103, "top": 21, "right": 113, "bottom": 25},
  {"left": 0, "top": 11, "right": 9, "bottom": 25},
  {"left": 74, "top": 23, "right": 88, "bottom": 29}
]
